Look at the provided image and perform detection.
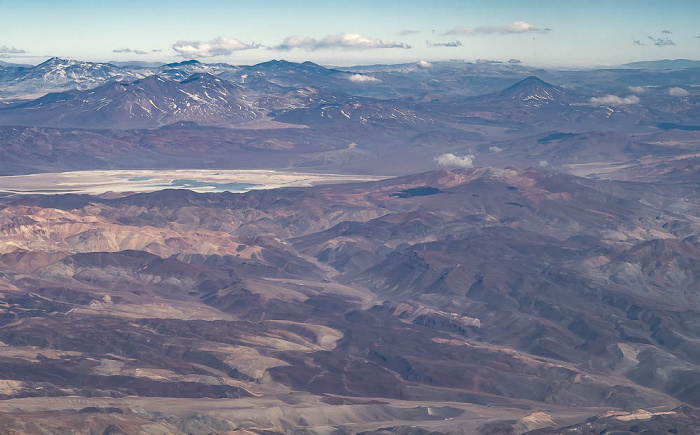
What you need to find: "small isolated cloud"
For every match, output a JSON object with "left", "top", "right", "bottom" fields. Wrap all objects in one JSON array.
[
  {"left": 669, "top": 87, "right": 689, "bottom": 97},
  {"left": 273, "top": 33, "right": 411, "bottom": 51},
  {"left": 628, "top": 86, "right": 646, "bottom": 93},
  {"left": 416, "top": 60, "right": 432, "bottom": 68},
  {"left": 113, "top": 48, "right": 151, "bottom": 55},
  {"left": 398, "top": 29, "right": 420, "bottom": 36},
  {"left": 0, "top": 45, "right": 26, "bottom": 54},
  {"left": 590, "top": 95, "right": 641, "bottom": 106},
  {"left": 489, "top": 146, "right": 502, "bottom": 152},
  {"left": 539, "top": 160, "right": 549, "bottom": 167},
  {"left": 634, "top": 40, "right": 645, "bottom": 46},
  {"left": 438, "top": 41, "right": 462, "bottom": 48},
  {"left": 347, "top": 73, "right": 380, "bottom": 83},
  {"left": 648, "top": 36, "right": 675, "bottom": 47},
  {"left": 435, "top": 153, "right": 475, "bottom": 168},
  {"left": 446, "top": 21, "right": 550, "bottom": 36},
  {"left": 172, "top": 37, "right": 260, "bottom": 57},
  {"left": 661, "top": 30, "right": 672, "bottom": 34},
  {"left": 426, "top": 40, "right": 463, "bottom": 47},
  {"left": 508, "top": 58, "right": 521, "bottom": 64}
]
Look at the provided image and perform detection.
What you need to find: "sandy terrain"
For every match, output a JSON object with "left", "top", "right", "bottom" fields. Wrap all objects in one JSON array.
[{"left": 0, "top": 394, "right": 612, "bottom": 434}]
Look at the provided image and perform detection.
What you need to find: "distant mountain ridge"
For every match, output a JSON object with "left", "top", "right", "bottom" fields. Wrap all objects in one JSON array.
[
  {"left": 0, "top": 57, "right": 146, "bottom": 98},
  {"left": 0, "top": 73, "right": 262, "bottom": 128},
  {"left": 0, "top": 56, "right": 697, "bottom": 177},
  {"left": 622, "top": 59, "right": 700, "bottom": 70},
  {"left": 2, "top": 56, "right": 699, "bottom": 102}
]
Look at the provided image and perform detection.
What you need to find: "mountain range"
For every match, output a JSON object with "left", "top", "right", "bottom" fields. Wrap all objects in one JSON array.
[
  {"left": 0, "top": 57, "right": 699, "bottom": 433},
  {"left": 2, "top": 167, "right": 700, "bottom": 432},
  {"left": 0, "top": 57, "right": 698, "bottom": 177}
]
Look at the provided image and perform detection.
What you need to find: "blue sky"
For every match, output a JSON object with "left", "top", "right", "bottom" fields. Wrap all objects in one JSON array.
[{"left": 1, "top": 0, "right": 698, "bottom": 67}]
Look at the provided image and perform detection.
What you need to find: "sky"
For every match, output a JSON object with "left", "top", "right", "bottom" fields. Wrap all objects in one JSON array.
[{"left": 1, "top": 0, "right": 699, "bottom": 68}]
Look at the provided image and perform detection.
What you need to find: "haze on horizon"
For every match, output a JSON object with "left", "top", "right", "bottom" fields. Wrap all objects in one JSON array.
[{"left": 1, "top": 0, "right": 699, "bottom": 68}]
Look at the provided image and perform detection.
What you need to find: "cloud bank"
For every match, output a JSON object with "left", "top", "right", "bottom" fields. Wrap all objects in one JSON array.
[
  {"left": 274, "top": 33, "right": 411, "bottom": 51},
  {"left": 173, "top": 37, "right": 260, "bottom": 57},
  {"left": 590, "top": 95, "right": 640, "bottom": 106},
  {"left": 446, "top": 21, "right": 550, "bottom": 36},
  {"left": 435, "top": 153, "right": 475, "bottom": 168}
]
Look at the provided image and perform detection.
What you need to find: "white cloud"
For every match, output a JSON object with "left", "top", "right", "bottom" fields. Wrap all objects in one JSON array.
[
  {"left": 347, "top": 74, "right": 380, "bottom": 83},
  {"left": 489, "top": 146, "right": 502, "bottom": 152},
  {"left": 113, "top": 48, "right": 151, "bottom": 55},
  {"left": 435, "top": 153, "right": 475, "bottom": 168},
  {"left": 628, "top": 86, "right": 646, "bottom": 93},
  {"left": 590, "top": 95, "right": 640, "bottom": 106},
  {"left": 669, "top": 87, "right": 689, "bottom": 97},
  {"left": 0, "top": 45, "right": 26, "bottom": 54},
  {"left": 273, "top": 33, "right": 411, "bottom": 51},
  {"left": 539, "top": 160, "right": 549, "bottom": 167},
  {"left": 273, "top": 35, "right": 318, "bottom": 51},
  {"left": 172, "top": 37, "right": 260, "bottom": 58},
  {"left": 446, "top": 21, "right": 550, "bottom": 36},
  {"left": 416, "top": 60, "right": 432, "bottom": 68}
]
